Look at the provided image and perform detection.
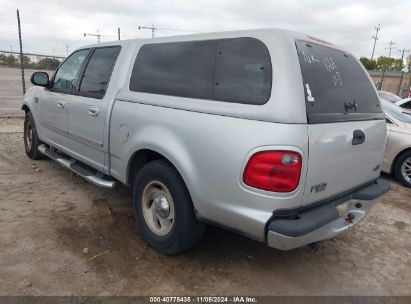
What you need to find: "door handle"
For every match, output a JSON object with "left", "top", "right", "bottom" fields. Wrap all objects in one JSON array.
[
  {"left": 352, "top": 130, "right": 366, "bottom": 145},
  {"left": 89, "top": 106, "right": 99, "bottom": 117},
  {"left": 57, "top": 102, "right": 65, "bottom": 108}
]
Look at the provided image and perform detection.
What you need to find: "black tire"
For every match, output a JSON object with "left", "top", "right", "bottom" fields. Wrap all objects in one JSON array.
[
  {"left": 394, "top": 150, "right": 411, "bottom": 188},
  {"left": 132, "top": 160, "right": 206, "bottom": 255},
  {"left": 24, "top": 111, "right": 43, "bottom": 160}
]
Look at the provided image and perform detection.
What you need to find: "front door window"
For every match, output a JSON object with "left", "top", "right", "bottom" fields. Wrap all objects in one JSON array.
[{"left": 52, "top": 49, "right": 90, "bottom": 92}]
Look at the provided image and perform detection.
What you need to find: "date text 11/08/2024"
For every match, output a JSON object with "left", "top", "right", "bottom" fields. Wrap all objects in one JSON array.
[{"left": 149, "top": 296, "right": 258, "bottom": 303}]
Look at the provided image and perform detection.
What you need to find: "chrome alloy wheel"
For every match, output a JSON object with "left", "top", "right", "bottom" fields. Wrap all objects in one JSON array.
[
  {"left": 401, "top": 156, "right": 411, "bottom": 184},
  {"left": 142, "top": 180, "right": 175, "bottom": 236}
]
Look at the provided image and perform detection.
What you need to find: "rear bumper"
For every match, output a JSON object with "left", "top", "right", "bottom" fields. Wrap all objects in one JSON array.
[{"left": 267, "top": 178, "right": 390, "bottom": 250}]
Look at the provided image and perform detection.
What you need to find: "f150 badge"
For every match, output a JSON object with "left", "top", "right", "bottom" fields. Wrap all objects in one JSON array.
[{"left": 311, "top": 182, "right": 327, "bottom": 193}]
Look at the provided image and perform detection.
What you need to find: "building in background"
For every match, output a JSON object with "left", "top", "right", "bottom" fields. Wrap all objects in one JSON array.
[{"left": 368, "top": 70, "right": 410, "bottom": 98}]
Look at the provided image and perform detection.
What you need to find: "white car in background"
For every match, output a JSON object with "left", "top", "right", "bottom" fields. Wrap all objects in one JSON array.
[
  {"left": 378, "top": 91, "right": 411, "bottom": 114},
  {"left": 378, "top": 91, "right": 402, "bottom": 103},
  {"left": 395, "top": 98, "right": 411, "bottom": 112},
  {"left": 381, "top": 100, "right": 411, "bottom": 188}
]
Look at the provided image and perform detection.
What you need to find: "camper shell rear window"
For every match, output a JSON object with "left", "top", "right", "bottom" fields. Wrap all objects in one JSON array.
[{"left": 296, "top": 40, "right": 384, "bottom": 124}]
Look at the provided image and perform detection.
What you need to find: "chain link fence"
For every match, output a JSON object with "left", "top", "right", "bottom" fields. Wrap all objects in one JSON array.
[{"left": 0, "top": 51, "right": 62, "bottom": 118}]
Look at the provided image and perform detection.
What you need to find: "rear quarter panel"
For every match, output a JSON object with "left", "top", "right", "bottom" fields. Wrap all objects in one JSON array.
[{"left": 109, "top": 100, "right": 309, "bottom": 240}]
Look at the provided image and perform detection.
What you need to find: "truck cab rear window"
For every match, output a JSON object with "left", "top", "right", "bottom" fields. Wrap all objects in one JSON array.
[
  {"left": 79, "top": 46, "right": 121, "bottom": 99},
  {"left": 129, "top": 38, "right": 272, "bottom": 105},
  {"left": 296, "top": 40, "right": 383, "bottom": 124}
]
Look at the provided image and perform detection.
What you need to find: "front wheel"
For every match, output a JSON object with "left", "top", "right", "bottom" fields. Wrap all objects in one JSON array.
[
  {"left": 132, "top": 160, "right": 206, "bottom": 255},
  {"left": 24, "top": 111, "right": 43, "bottom": 160},
  {"left": 394, "top": 151, "right": 411, "bottom": 188}
]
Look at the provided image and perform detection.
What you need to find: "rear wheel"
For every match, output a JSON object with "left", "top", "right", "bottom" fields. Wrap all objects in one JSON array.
[
  {"left": 24, "top": 111, "right": 43, "bottom": 160},
  {"left": 132, "top": 160, "right": 206, "bottom": 255},
  {"left": 394, "top": 151, "right": 411, "bottom": 188}
]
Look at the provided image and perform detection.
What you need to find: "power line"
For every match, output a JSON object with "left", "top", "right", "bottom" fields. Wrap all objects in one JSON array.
[
  {"left": 385, "top": 40, "right": 396, "bottom": 58},
  {"left": 0, "top": 50, "right": 65, "bottom": 59},
  {"left": 157, "top": 27, "right": 202, "bottom": 34},
  {"left": 1, "top": 40, "right": 73, "bottom": 54},
  {"left": 0, "top": 43, "right": 70, "bottom": 56},
  {"left": 137, "top": 23, "right": 203, "bottom": 38},
  {"left": 1, "top": 40, "right": 68, "bottom": 53}
]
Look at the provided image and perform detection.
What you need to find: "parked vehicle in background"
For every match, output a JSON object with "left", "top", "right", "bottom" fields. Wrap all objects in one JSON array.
[
  {"left": 394, "top": 97, "right": 411, "bottom": 112},
  {"left": 378, "top": 90, "right": 402, "bottom": 103},
  {"left": 381, "top": 100, "right": 411, "bottom": 187},
  {"left": 22, "top": 29, "right": 390, "bottom": 254}
]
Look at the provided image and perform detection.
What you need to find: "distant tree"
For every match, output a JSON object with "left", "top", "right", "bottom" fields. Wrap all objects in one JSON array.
[
  {"left": 2, "top": 54, "right": 18, "bottom": 67},
  {"left": 393, "top": 58, "right": 404, "bottom": 71},
  {"left": 0, "top": 54, "right": 6, "bottom": 65},
  {"left": 22, "top": 55, "right": 31, "bottom": 66},
  {"left": 376, "top": 56, "right": 404, "bottom": 71},
  {"left": 35, "top": 57, "right": 61, "bottom": 70},
  {"left": 359, "top": 57, "right": 377, "bottom": 70}
]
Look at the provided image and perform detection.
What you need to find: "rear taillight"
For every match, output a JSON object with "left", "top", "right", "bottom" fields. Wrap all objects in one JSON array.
[{"left": 243, "top": 151, "right": 302, "bottom": 192}]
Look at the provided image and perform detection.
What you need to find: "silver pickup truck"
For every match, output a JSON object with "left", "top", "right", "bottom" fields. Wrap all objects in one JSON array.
[{"left": 22, "top": 29, "right": 390, "bottom": 254}]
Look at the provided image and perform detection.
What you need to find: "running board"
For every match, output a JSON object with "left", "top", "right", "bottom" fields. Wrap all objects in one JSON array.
[{"left": 38, "top": 144, "right": 116, "bottom": 189}]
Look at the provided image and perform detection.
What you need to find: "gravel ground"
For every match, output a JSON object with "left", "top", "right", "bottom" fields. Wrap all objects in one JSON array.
[{"left": 0, "top": 118, "right": 410, "bottom": 296}]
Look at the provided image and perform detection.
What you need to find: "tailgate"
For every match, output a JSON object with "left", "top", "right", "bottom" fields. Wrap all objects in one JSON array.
[
  {"left": 295, "top": 39, "right": 386, "bottom": 205},
  {"left": 304, "top": 120, "right": 386, "bottom": 204}
]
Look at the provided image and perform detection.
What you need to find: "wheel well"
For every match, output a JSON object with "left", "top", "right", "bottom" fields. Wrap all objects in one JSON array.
[
  {"left": 392, "top": 147, "right": 411, "bottom": 172},
  {"left": 127, "top": 149, "right": 174, "bottom": 186},
  {"left": 22, "top": 105, "right": 30, "bottom": 113}
]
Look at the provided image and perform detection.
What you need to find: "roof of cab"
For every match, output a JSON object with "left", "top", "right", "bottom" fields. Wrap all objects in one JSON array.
[
  {"left": 81, "top": 28, "right": 347, "bottom": 125},
  {"left": 78, "top": 28, "right": 336, "bottom": 50}
]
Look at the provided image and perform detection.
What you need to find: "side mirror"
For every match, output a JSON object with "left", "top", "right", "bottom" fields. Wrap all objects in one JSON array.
[{"left": 30, "top": 72, "right": 50, "bottom": 87}]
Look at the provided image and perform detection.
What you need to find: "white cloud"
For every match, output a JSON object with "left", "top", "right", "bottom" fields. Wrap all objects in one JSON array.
[{"left": 0, "top": 0, "right": 410, "bottom": 58}]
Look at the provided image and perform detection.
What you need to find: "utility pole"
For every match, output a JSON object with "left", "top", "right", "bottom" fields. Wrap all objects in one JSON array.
[
  {"left": 16, "top": 9, "right": 25, "bottom": 94},
  {"left": 371, "top": 24, "right": 381, "bottom": 60},
  {"left": 138, "top": 23, "right": 157, "bottom": 38},
  {"left": 84, "top": 30, "right": 102, "bottom": 43},
  {"left": 385, "top": 40, "right": 396, "bottom": 58},
  {"left": 397, "top": 49, "right": 410, "bottom": 95},
  {"left": 379, "top": 40, "right": 396, "bottom": 90},
  {"left": 408, "top": 54, "right": 411, "bottom": 96},
  {"left": 409, "top": 72, "right": 411, "bottom": 97},
  {"left": 117, "top": 27, "right": 121, "bottom": 40},
  {"left": 66, "top": 44, "right": 69, "bottom": 56}
]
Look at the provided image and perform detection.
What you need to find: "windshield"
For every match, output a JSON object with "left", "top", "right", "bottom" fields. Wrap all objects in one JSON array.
[
  {"left": 382, "top": 99, "right": 411, "bottom": 123},
  {"left": 378, "top": 91, "right": 402, "bottom": 103},
  {"left": 398, "top": 98, "right": 411, "bottom": 109}
]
